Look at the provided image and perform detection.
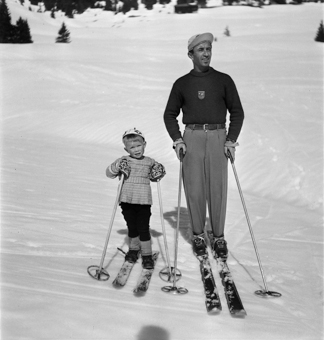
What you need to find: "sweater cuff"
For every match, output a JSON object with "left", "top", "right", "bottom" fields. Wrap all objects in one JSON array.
[{"left": 171, "top": 133, "right": 182, "bottom": 142}]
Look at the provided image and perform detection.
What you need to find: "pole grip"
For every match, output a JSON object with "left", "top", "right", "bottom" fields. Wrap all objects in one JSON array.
[
  {"left": 227, "top": 149, "right": 234, "bottom": 164},
  {"left": 179, "top": 148, "right": 184, "bottom": 162}
]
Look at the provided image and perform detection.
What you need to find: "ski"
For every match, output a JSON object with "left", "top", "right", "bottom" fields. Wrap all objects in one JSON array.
[
  {"left": 196, "top": 254, "right": 222, "bottom": 313},
  {"left": 206, "top": 231, "right": 246, "bottom": 316},
  {"left": 133, "top": 252, "right": 159, "bottom": 294},
  {"left": 112, "top": 260, "right": 137, "bottom": 287},
  {"left": 216, "top": 258, "right": 246, "bottom": 316}
]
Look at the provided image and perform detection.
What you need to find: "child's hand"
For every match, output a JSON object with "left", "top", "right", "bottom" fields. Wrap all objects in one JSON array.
[
  {"left": 110, "top": 158, "right": 131, "bottom": 179},
  {"left": 149, "top": 163, "right": 166, "bottom": 182},
  {"left": 119, "top": 158, "right": 131, "bottom": 179}
]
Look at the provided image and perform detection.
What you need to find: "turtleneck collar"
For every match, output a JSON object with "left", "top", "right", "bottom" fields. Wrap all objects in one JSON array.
[{"left": 190, "top": 67, "right": 214, "bottom": 77}]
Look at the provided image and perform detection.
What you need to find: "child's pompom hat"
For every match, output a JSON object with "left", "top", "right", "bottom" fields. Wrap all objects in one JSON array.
[{"left": 122, "top": 128, "right": 145, "bottom": 141}]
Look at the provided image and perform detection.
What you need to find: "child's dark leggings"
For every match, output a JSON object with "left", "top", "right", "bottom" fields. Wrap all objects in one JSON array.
[{"left": 120, "top": 203, "right": 152, "bottom": 241}]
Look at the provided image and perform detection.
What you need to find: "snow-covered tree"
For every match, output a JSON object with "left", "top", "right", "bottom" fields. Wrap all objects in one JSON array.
[{"left": 56, "top": 22, "right": 71, "bottom": 43}]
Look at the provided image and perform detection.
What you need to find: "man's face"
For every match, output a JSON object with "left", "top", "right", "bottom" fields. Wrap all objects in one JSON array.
[{"left": 189, "top": 41, "right": 212, "bottom": 72}]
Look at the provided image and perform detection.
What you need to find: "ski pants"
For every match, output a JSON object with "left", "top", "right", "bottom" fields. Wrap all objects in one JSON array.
[
  {"left": 182, "top": 126, "right": 228, "bottom": 237},
  {"left": 120, "top": 203, "right": 152, "bottom": 241}
]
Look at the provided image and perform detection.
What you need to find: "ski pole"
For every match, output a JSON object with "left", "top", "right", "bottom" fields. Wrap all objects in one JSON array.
[
  {"left": 157, "top": 180, "right": 173, "bottom": 281},
  {"left": 162, "top": 149, "right": 188, "bottom": 294},
  {"left": 87, "top": 174, "right": 125, "bottom": 281},
  {"left": 227, "top": 151, "right": 281, "bottom": 297}
]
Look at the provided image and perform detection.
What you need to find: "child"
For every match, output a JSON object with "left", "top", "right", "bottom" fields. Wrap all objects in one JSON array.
[{"left": 106, "top": 128, "right": 166, "bottom": 269}]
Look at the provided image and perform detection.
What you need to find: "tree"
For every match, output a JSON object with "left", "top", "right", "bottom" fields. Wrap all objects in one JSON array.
[
  {"left": 0, "top": 0, "right": 15, "bottom": 43},
  {"left": 104, "top": 0, "right": 114, "bottom": 11},
  {"left": 56, "top": 23, "right": 71, "bottom": 43},
  {"left": 314, "top": 20, "right": 324, "bottom": 43},
  {"left": 65, "top": 1, "right": 74, "bottom": 18},
  {"left": 0, "top": 0, "right": 32, "bottom": 44},
  {"left": 14, "top": 17, "right": 33, "bottom": 43},
  {"left": 143, "top": 0, "right": 156, "bottom": 9},
  {"left": 43, "top": 0, "right": 56, "bottom": 11}
]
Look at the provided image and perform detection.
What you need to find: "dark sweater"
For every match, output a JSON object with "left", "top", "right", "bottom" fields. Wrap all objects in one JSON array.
[{"left": 164, "top": 67, "right": 244, "bottom": 141}]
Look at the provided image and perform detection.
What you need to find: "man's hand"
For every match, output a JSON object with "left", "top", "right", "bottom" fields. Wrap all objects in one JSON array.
[
  {"left": 224, "top": 140, "right": 239, "bottom": 162},
  {"left": 173, "top": 138, "right": 186, "bottom": 160}
]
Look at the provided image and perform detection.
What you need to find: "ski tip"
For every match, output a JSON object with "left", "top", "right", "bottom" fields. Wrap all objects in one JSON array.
[
  {"left": 133, "top": 288, "right": 147, "bottom": 296},
  {"left": 230, "top": 309, "right": 247, "bottom": 318},
  {"left": 112, "top": 281, "right": 125, "bottom": 289},
  {"left": 207, "top": 307, "right": 222, "bottom": 314}
]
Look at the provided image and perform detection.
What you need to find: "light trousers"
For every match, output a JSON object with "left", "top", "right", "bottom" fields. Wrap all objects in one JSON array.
[{"left": 182, "top": 127, "right": 228, "bottom": 237}]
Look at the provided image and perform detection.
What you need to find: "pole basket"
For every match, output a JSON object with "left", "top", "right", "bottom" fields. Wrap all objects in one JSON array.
[
  {"left": 86, "top": 174, "right": 125, "bottom": 282},
  {"left": 161, "top": 286, "right": 188, "bottom": 295},
  {"left": 255, "top": 289, "right": 282, "bottom": 297},
  {"left": 159, "top": 267, "right": 182, "bottom": 282},
  {"left": 87, "top": 265, "right": 110, "bottom": 281}
]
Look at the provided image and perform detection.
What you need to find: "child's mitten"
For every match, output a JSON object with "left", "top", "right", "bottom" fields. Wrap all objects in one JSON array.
[
  {"left": 119, "top": 158, "right": 131, "bottom": 179},
  {"left": 149, "top": 162, "right": 166, "bottom": 182}
]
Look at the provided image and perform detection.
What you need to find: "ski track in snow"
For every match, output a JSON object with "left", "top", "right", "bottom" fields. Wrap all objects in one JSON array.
[{"left": 1, "top": 1, "right": 323, "bottom": 340}]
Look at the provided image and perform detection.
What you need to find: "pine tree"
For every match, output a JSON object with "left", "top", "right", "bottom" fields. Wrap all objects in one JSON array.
[
  {"left": 104, "top": 0, "right": 113, "bottom": 11},
  {"left": 0, "top": 0, "right": 15, "bottom": 43},
  {"left": 56, "top": 23, "right": 71, "bottom": 43},
  {"left": 43, "top": 0, "right": 56, "bottom": 11},
  {"left": 315, "top": 20, "right": 324, "bottom": 43},
  {"left": 14, "top": 17, "right": 33, "bottom": 43},
  {"left": 65, "top": 2, "right": 74, "bottom": 18}
]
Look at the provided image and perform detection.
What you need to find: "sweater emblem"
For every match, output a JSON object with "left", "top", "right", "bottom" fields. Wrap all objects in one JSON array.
[{"left": 198, "top": 91, "right": 205, "bottom": 100}]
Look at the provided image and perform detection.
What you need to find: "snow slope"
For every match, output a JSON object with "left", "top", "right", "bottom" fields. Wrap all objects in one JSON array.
[{"left": 1, "top": 1, "right": 323, "bottom": 339}]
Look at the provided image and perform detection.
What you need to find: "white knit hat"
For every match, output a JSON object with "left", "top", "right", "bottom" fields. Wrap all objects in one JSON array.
[{"left": 188, "top": 32, "right": 214, "bottom": 51}]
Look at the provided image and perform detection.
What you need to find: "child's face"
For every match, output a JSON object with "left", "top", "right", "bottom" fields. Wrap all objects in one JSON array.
[{"left": 124, "top": 138, "right": 146, "bottom": 159}]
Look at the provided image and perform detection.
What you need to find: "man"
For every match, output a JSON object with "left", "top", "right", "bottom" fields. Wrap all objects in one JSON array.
[{"left": 163, "top": 32, "right": 244, "bottom": 261}]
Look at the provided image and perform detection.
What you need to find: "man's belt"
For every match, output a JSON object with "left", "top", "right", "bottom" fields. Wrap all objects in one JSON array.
[{"left": 186, "top": 124, "right": 226, "bottom": 131}]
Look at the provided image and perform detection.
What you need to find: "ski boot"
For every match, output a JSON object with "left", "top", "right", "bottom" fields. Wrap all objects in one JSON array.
[
  {"left": 192, "top": 233, "right": 207, "bottom": 257},
  {"left": 125, "top": 249, "right": 140, "bottom": 263},
  {"left": 142, "top": 255, "right": 154, "bottom": 269},
  {"left": 212, "top": 236, "right": 228, "bottom": 261}
]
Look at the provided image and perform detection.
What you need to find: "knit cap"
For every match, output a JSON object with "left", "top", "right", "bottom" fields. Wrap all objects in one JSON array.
[
  {"left": 188, "top": 32, "right": 214, "bottom": 51},
  {"left": 122, "top": 128, "right": 145, "bottom": 142}
]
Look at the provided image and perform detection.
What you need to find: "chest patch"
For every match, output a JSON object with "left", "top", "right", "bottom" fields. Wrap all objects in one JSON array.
[{"left": 198, "top": 91, "right": 205, "bottom": 100}]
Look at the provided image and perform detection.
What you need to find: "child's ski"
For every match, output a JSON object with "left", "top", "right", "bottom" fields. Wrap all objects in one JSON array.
[
  {"left": 196, "top": 254, "right": 222, "bottom": 313},
  {"left": 133, "top": 252, "right": 159, "bottom": 294},
  {"left": 112, "top": 260, "right": 137, "bottom": 287}
]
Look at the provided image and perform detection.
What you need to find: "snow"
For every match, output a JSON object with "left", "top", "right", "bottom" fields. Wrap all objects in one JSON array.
[{"left": 1, "top": 0, "right": 323, "bottom": 339}]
